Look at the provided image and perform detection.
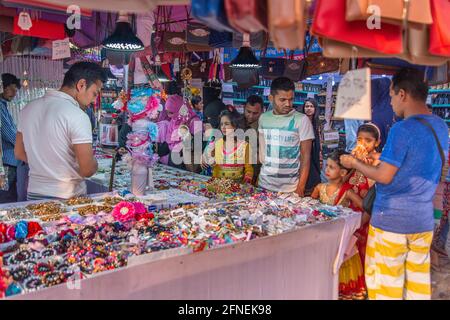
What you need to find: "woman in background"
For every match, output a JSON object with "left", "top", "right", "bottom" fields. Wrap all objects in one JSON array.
[{"left": 299, "top": 98, "right": 322, "bottom": 195}]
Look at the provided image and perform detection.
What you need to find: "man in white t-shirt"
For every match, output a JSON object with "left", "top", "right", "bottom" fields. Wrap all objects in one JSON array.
[
  {"left": 258, "top": 77, "right": 315, "bottom": 196},
  {"left": 14, "top": 62, "right": 106, "bottom": 200}
]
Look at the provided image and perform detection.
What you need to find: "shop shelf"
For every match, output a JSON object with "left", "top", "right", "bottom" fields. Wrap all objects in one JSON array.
[
  {"left": 228, "top": 82, "right": 318, "bottom": 95},
  {"left": 429, "top": 89, "right": 450, "bottom": 94}
]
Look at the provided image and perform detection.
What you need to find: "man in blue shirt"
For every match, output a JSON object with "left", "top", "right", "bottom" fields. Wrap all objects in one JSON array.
[
  {"left": 0, "top": 73, "right": 20, "bottom": 203},
  {"left": 341, "top": 68, "right": 449, "bottom": 300}
]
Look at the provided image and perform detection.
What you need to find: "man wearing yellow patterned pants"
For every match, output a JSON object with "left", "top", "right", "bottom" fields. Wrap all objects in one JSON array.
[
  {"left": 365, "top": 225, "right": 433, "bottom": 299},
  {"left": 341, "top": 68, "right": 449, "bottom": 300}
]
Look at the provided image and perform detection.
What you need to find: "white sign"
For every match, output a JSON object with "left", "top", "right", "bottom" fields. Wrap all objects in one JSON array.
[
  {"left": 222, "top": 83, "right": 234, "bottom": 93},
  {"left": 222, "top": 98, "right": 234, "bottom": 106},
  {"left": 263, "top": 87, "right": 271, "bottom": 96},
  {"left": 323, "top": 130, "right": 339, "bottom": 142},
  {"left": 52, "top": 38, "right": 71, "bottom": 60},
  {"left": 335, "top": 68, "right": 372, "bottom": 120},
  {"left": 323, "top": 130, "right": 340, "bottom": 149}
]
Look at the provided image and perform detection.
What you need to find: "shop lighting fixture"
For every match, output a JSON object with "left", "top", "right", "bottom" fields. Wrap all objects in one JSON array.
[
  {"left": 102, "top": 12, "right": 144, "bottom": 53},
  {"left": 230, "top": 47, "right": 260, "bottom": 69}
]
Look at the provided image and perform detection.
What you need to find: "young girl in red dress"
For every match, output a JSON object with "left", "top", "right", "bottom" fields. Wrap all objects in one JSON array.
[
  {"left": 346, "top": 123, "right": 382, "bottom": 268},
  {"left": 312, "top": 150, "right": 366, "bottom": 300}
]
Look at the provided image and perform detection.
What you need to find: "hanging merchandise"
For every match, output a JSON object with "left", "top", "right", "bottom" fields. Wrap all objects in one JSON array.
[
  {"left": 428, "top": 62, "right": 450, "bottom": 86},
  {"left": 335, "top": 68, "right": 372, "bottom": 120},
  {"left": 13, "top": 16, "right": 65, "bottom": 40},
  {"left": 0, "top": 56, "right": 64, "bottom": 124},
  {"left": 209, "top": 30, "right": 233, "bottom": 48},
  {"left": 17, "top": 11, "right": 32, "bottom": 31},
  {"left": 224, "top": 0, "right": 268, "bottom": 33},
  {"left": 232, "top": 31, "right": 268, "bottom": 50},
  {"left": 312, "top": 0, "right": 403, "bottom": 55},
  {"left": 191, "top": 0, "right": 235, "bottom": 33},
  {"left": 260, "top": 50, "right": 287, "bottom": 80},
  {"left": 163, "top": 32, "right": 186, "bottom": 52},
  {"left": 139, "top": 56, "right": 163, "bottom": 90},
  {"left": 186, "top": 23, "right": 211, "bottom": 52},
  {"left": 319, "top": 13, "right": 447, "bottom": 65},
  {"left": 429, "top": 0, "right": 450, "bottom": 57},
  {"left": 268, "top": 0, "right": 309, "bottom": 50},
  {"left": 283, "top": 51, "right": 308, "bottom": 82},
  {"left": 346, "top": 0, "right": 433, "bottom": 25},
  {"left": 304, "top": 36, "right": 341, "bottom": 77},
  {"left": 406, "top": 24, "right": 448, "bottom": 66},
  {"left": 319, "top": 38, "right": 397, "bottom": 58}
]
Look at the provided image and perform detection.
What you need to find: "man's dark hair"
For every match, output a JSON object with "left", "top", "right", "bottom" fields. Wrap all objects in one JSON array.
[
  {"left": 62, "top": 62, "right": 107, "bottom": 88},
  {"left": 167, "top": 81, "right": 182, "bottom": 95},
  {"left": 270, "top": 77, "right": 295, "bottom": 96},
  {"left": 246, "top": 95, "right": 264, "bottom": 109},
  {"left": 1, "top": 73, "right": 21, "bottom": 90},
  {"left": 328, "top": 149, "right": 351, "bottom": 172},
  {"left": 191, "top": 95, "right": 202, "bottom": 107},
  {"left": 391, "top": 68, "right": 428, "bottom": 102}
]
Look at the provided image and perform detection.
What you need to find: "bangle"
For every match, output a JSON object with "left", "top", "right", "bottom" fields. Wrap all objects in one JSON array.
[
  {"left": 11, "top": 266, "right": 31, "bottom": 282},
  {"left": 39, "top": 248, "right": 56, "bottom": 259},
  {"left": 24, "top": 276, "right": 44, "bottom": 291},
  {"left": 42, "top": 271, "right": 65, "bottom": 287},
  {"left": 34, "top": 262, "right": 54, "bottom": 276}
]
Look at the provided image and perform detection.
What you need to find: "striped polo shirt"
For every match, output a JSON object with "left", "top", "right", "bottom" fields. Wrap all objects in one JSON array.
[{"left": 258, "top": 110, "right": 315, "bottom": 193}]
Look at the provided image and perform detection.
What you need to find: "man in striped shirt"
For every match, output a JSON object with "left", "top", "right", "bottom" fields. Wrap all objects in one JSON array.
[
  {"left": 0, "top": 73, "right": 20, "bottom": 203},
  {"left": 258, "top": 77, "right": 315, "bottom": 196}
]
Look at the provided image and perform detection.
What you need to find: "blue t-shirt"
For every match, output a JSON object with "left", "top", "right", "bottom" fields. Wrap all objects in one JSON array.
[{"left": 372, "top": 114, "right": 449, "bottom": 234}]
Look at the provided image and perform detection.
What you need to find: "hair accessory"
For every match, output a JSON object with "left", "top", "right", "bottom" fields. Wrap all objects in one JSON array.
[{"left": 364, "top": 122, "right": 382, "bottom": 141}]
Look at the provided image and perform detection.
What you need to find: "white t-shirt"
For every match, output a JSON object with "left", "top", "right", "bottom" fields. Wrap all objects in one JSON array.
[
  {"left": 257, "top": 110, "right": 315, "bottom": 193},
  {"left": 18, "top": 90, "right": 93, "bottom": 199}
]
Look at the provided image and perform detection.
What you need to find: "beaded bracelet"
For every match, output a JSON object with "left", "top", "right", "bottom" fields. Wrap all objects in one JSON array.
[
  {"left": 42, "top": 271, "right": 65, "bottom": 287},
  {"left": 23, "top": 276, "right": 43, "bottom": 290},
  {"left": 11, "top": 266, "right": 31, "bottom": 282},
  {"left": 34, "top": 262, "right": 54, "bottom": 276}
]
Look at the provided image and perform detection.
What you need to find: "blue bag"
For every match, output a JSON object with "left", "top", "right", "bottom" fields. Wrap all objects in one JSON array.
[
  {"left": 209, "top": 30, "right": 233, "bottom": 48},
  {"left": 191, "top": 0, "right": 234, "bottom": 32}
]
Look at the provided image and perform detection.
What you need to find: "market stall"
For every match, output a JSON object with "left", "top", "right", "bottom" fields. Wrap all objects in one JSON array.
[
  {"left": 1, "top": 192, "right": 360, "bottom": 299},
  {"left": 1, "top": 0, "right": 449, "bottom": 302}
]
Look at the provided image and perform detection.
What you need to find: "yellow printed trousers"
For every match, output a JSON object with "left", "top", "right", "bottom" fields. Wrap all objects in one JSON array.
[{"left": 365, "top": 225, "right": 433, "bottom": 300}]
